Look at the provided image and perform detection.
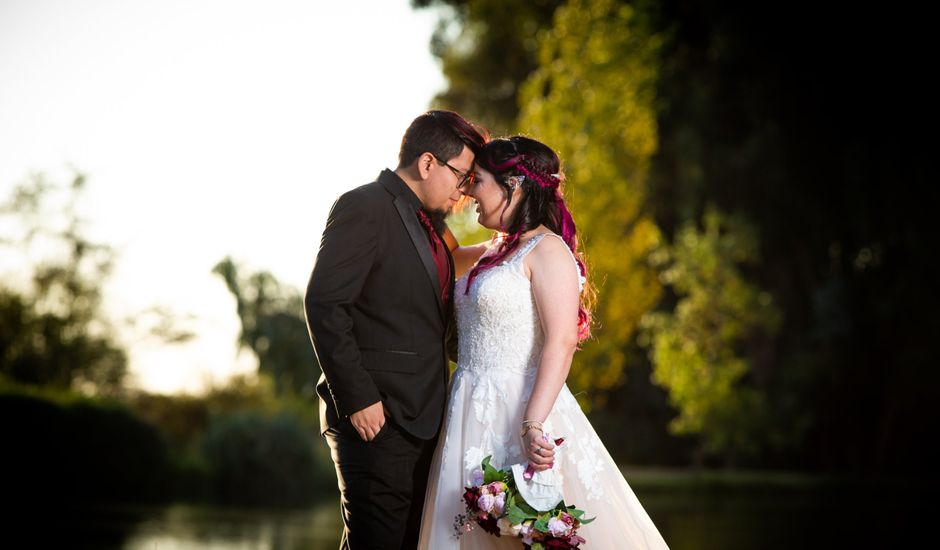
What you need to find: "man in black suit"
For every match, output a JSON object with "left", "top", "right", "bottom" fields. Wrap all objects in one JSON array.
[{"left": 304, "top": 110, "right": 486, "bottom": 549}]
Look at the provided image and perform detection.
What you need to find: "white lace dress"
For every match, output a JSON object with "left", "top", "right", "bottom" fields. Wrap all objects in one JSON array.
[{"left": 418, "top": 233, "right": 669, "bottom": 549}]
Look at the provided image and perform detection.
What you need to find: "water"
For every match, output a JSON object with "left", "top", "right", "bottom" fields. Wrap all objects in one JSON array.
[
  {"left": 59, "top": 476, "right": 917, "bottom": 549},
  {"left": 123, "top": 501, "right": 343, "bottom": 549}
]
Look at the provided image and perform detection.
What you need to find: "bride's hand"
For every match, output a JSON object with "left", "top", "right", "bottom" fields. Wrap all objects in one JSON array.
[{"left": 523, "top": 430, "right": 555, "bottom": 471}]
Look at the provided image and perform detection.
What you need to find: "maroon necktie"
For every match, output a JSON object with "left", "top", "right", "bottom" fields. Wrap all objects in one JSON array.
[{"left": 416, "top": 209, "right": 451, "bottom": 305}]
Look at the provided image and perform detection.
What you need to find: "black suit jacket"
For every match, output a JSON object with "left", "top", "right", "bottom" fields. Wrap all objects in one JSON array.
[{"left": 304, "top": 169, "right": 457, "bottom": 440}]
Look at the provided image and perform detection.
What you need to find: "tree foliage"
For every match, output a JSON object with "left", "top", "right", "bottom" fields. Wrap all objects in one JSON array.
[
  {"left": 519, "top": 0, "right": 663, "bottom": 399},
  {"left": 0, "top": 172, "right": 127, "bottom": 395},
  {"left": 412, "top": 0, "right": 563, "bottom": 135},
  {"left": 640, "top": 208, "right": 780, "bottom": 460},
  {"left": 417, "top": 0, "right": 937, "bottom": 471},
  {"left": 212, "top": 257, "right": 319, "bottom": 398}
]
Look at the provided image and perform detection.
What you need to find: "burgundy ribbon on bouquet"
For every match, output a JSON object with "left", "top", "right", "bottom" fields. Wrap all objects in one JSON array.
[{"left": 524, "top": 437, "right": 565, "bottom": 481}]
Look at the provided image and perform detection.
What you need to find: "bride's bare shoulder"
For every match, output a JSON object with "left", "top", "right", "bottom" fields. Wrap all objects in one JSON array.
[
  {"left": 525, "top": 233, "right": 577, "bottom": 276},
  {"left": 529, "top": 232, "right": 570, "bottom": 260}
]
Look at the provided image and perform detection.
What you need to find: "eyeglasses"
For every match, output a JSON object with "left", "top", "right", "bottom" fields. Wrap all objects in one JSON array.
[{"left": 435, "top": 156, "right": 475, "bottom": 189}]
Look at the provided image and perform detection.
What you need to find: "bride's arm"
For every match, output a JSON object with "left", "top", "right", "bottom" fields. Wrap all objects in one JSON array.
[
  {"left": 442, "top": 226, "right": 488, "bottom": 279},
  {"left": 521, "top": 237, "right": 581, "bottom": 471}
]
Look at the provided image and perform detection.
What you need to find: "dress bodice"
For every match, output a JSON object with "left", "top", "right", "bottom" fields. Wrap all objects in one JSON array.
[
  {"left": 454, "top": 233, "right": 583, "bottom": 376},
  {"left": 454, "top": 237, "right": 541, "bottom": 375}
]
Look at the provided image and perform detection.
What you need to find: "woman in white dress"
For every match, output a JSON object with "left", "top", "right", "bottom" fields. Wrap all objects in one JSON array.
[{"left": 418, "top": 136, "right": 669, "bottom": 549}]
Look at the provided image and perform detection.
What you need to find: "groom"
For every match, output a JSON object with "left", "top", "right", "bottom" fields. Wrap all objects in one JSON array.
[{"left": 304, "top": 110, "right": 486, "bottom": 549}]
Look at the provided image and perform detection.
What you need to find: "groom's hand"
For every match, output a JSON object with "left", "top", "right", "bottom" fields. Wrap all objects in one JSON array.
[{"left": 349, "top": 400, "right": 387, "bottom": 442}]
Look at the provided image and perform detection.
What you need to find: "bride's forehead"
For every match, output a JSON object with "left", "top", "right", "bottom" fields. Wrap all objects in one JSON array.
[{"left": 472, "top": 165, "right": 495, "bottom": 177}]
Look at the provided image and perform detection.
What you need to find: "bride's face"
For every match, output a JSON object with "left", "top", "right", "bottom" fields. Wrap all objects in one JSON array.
[{"left": 465, "top": 167, "right": 522, "bottom": 230}]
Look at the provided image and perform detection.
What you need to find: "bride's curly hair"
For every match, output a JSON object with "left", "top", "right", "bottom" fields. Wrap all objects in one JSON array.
[{"left": 465, "top": 136, "right": 595, "bottom": 341}]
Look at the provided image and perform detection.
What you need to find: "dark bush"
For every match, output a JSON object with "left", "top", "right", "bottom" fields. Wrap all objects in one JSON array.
[
  {"left": 1, "top": 391, "right": 173, "bottom": 504},
  {"left": 201, "top": 410, "right": 333, "bottom": 507}
]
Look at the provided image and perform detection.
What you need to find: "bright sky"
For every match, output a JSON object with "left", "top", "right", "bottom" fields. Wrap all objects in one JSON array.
[{"left": 0, "top": 0, "right": 447, "bottom": 394}]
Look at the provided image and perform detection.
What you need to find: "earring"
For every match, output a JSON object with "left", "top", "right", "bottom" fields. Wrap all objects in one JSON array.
[{"left": 507, "top": 175, "right": 525, "bottom": 189}]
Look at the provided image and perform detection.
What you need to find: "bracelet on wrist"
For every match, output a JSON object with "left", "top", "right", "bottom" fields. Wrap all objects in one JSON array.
[{"left": 520, "top": 420, "right": 544, "bottom": 438}]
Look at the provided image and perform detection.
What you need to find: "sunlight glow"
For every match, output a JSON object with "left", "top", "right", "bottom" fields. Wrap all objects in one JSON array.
[{"left": 0, "top": 0, "right": 446, "bottom": 393}]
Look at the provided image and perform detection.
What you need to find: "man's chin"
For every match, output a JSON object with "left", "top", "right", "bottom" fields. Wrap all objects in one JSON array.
[{"left": 426, "top": 208, "right": 450, "bottom": 234}]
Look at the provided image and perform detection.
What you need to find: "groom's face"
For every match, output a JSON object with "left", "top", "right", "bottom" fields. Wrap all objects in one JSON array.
[{"left": 423, "top": 146, "right": 474, "bottom": 215}]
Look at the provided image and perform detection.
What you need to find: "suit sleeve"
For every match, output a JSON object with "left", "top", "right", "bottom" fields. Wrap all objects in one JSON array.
[{"left": 304, "top": 192, "right": 382, "bottom": 417}]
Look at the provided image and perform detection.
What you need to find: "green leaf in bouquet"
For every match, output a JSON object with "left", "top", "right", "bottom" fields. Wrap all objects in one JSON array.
[
  {"left": 533, "top": 516, "right": 550, "bottom": 533},
  {"left": 507, "top": 502, "right": 529, "bottom": 525},
  {"left": 565, "top": 503, "right": 595, "bottom": 523},
  {"left": 513, "top": 496, "right": 539, "bottom": 516},
  {"left": 531, "top": 543, "right": 544, "bottom": 550},
  {"left": 481, "top": 455, "right": 503, "bottom": 484}
]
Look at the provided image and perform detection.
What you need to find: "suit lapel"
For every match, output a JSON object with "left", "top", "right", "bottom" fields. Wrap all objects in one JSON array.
[{"left": 393, "top": 195, "right": 445, "bottom": 318}]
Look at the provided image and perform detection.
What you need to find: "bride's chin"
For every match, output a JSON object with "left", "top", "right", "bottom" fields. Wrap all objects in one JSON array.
[{"left": 477, "top": 214, "right": 494, "bottom": 230}]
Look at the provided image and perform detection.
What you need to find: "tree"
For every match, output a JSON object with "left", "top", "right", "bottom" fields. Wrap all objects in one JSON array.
[
  {"left": 640, "top": 207, "right": 780, "bottom": 463},
  {"left": 415, "top": 0, "right": 940, "bottom": 472},
  {"left": 519, "top": 0, "right": 664, "bottom": 401},
  {"left": 641, "top": 0, "right": 938, "bottom": 471},
  {"left": 412, "top": 0, "right": 564, "bottom": 135},
  {"left": 0, "top": 172, "right": 127, "bottom": 395},
  {"left": 212, "top": 257, "right": 319, "bottom": 398}
]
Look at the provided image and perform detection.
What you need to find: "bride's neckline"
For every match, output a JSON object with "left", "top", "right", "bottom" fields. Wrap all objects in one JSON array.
[
  {"left": 518, "top": 228, "right": 552, "bottom": 244},
  {"left": 459, "top": 231, "right": 555, "bottom": 284},
  {"left": 501, "top": 225, "right": 553, "bottom": 247},
  {"left": 464, "top": 226, "right": 556, "bottom": 269},
  {"left": 493, "top": 230, "right": 555, "bottom": 264}
]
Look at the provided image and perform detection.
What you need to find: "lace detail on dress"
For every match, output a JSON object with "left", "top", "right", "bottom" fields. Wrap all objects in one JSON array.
[{"left": 453, "top": 235, "right": 548, "bottom": 377}]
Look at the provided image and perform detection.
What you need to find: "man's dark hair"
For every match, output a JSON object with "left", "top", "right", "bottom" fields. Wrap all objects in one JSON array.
[{"left": 397, "top": 110, "right": 487, "bottom": 168}]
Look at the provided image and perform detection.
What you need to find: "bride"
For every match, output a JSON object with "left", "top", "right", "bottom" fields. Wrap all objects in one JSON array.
[{"left": 418, "top": 136, "right": 669, "bottom": 548}]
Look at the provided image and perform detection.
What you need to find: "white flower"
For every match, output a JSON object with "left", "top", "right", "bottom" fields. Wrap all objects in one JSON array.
[
  {"left": 548, "top": 517, "right": 570, "bottom": 537},
  {"left": 520, "top": 522, "right": 534, "bottom": 545}
]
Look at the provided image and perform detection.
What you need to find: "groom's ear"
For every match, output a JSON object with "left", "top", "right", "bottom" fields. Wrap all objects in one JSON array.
[{"left": 416, "top": 152, "right": 434, "bottom": 180}]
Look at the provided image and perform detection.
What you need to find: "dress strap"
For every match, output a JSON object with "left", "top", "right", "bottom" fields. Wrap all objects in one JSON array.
[
  {"left": 510, "top": 233, "right": 550, "bottom": 263},
  {"left": 511, "top": 233, "right": 586, "bottom": 292}
]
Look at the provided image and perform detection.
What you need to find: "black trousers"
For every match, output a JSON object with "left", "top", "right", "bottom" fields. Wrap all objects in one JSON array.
[{"left": 324, "top": 418, "right": 437, "bottom": 550}]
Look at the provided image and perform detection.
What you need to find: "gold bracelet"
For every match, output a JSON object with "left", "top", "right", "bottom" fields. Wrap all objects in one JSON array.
[{"left": 520, "top": 420, "right": 544, "bottom": 438}]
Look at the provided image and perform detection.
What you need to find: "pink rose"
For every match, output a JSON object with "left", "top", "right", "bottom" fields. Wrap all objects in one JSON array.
[
  {"left": 492, "top": 492, "right": 506, "bottom": 515},
  {"left": 478, "top": 493, "right": 496, "bottom": 513}
]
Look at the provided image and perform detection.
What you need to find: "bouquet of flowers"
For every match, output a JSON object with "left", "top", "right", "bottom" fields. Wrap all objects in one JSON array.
[{"left": 454, "top": 439, "right": 593, "bottom": 549}]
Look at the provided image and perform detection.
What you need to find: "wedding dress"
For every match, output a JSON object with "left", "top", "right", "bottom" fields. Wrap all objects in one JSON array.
[{"left": 418, "top": 233, "right": 669, "bottom": 548}]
